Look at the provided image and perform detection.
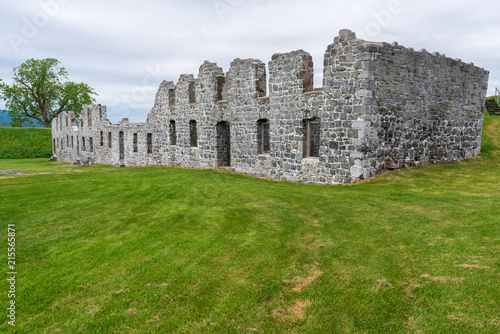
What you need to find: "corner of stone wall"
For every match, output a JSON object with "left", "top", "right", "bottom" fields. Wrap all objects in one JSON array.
[{"left": 323, "top": 29, "right": 380, "bottom": 183}]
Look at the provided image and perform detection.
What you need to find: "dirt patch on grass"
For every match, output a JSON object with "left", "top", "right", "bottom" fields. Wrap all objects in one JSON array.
[
  {"left": 0, "top": 170, "right": 55, "bottom": 178},
  {"left": 146, "top": 315, "right": 160, "bottom": 323},
  {"left": 0, "top": 168, "right": 93, "bottom": 178},
  {"left": 0, "top": 170, "right": 35, "bottom": 176},
  {"left": 457, "top": 264, "right": 491, "bottom": 270},
  {"left": 447, "top": 314, "right": 470, "bottom": 325},
  {"left": 87, "top": 304, "right": 100, "bottom": 316},
  {"left": 114, "top": 289, "right": 130, "bottom": 295},
  {"left": 291, "top": 270, "right": 323, "bottom": 293},
  {"left": 126, "top": 308, "right": 139, "bottom": 316},
  {"left": 421, "top": 274, "right": 463, "bottom": 284},
  {"left": 375, "top": 279, "right": 394, "bottom": 290},
  {"left": 405, "top": 316, "right": 420, "bottom": 332},
  {"left": 307, "top": 243, "right": 326, "bottom": 250},
  {"left": 51, "top": 294, "right": 74, "bottom": 310},
  {"left": 403, "top": 279, "right": 423, "bottom": 298},
  {"left": 145, "top": 283, "right": 168, "bottom": 288},
  {"left": 290, "top": 300, "right": 310, "bottom": 319},
  {"left": 448, "top": 314, "right": 499, "bottom": 327},
  {"left": 273, "top": 300, "right": 311, "bottom": 322}
]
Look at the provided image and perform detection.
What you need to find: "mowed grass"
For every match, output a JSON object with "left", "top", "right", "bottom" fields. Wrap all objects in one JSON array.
[
  {"left": 0, "top": 127, "right": 52, "bottom": 159},
  {"left": 0, "top": 116, "right": 499, "bottom": 333}
]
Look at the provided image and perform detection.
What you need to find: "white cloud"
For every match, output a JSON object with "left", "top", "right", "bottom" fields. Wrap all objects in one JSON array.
[{"left": 1, "top": 0, "right": 499, "bottom": 122}]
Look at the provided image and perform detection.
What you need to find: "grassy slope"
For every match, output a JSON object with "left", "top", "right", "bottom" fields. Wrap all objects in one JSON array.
[
  {"left": 0, "top": 127, "right": 52, "bottom": 159},
  {"left": 0, "top": 116, "right": 499, "bottom": 333}
]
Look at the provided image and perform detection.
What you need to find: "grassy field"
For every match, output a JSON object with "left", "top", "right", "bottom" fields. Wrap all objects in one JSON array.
[
  {"left": 0, "top": 115, "right": 499, "bottom": 333},
  {"left": 0, "top": 126, "right": 52, "bottom": 159}
]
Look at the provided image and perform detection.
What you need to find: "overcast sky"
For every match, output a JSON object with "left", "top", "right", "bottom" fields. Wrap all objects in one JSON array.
[{"left": 1, "top": 0, "right": 499, "bottom": 123}]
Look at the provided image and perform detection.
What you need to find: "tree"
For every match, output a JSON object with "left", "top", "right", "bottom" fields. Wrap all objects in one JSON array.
[{"left": 0, "top": 58, "right": 97, "bottom": 128}]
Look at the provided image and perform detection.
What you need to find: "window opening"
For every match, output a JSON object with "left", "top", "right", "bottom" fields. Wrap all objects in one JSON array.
[
  {"left": 302, "top": 118, "right": 320, "bottom": 158},
  {"left": 147, "top": 133, "right": 153, "bottom": 154},
  {"left": 190, "top": 120, "right": 198, "bottom": 147},
  {"left": 257, "top": 119, "right": 270, "bottom": 154},
  {"left": 169, "top": 121, "right": 177, "bottom": 145}
]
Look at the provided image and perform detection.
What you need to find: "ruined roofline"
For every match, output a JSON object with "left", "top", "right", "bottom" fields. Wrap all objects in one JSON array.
[
  {"left": 60, "top": 28, "right": 488, "bottom": 129},
  {"left": 333, "top": 29, "right": 487, "bottom": 71}
]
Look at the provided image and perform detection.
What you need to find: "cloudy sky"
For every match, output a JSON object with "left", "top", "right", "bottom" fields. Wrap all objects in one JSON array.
[{"left": 1, "top": 0, "right": 499, "bottom": 123}]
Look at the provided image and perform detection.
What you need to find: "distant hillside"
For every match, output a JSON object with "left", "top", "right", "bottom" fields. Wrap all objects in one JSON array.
[
  {"left": 0, "top": 110, "right": 44, "bottom": 127},
  {"left": 0, "top": 110, "right": 10, "bottom": 127}
]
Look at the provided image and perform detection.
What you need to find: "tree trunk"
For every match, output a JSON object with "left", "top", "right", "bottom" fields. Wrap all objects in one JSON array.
[{"left": 42, "top": 110, "right": 50, "bottom": 128}]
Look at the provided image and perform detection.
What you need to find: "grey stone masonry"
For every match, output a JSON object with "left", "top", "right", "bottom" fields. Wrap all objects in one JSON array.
[{"left": 51, "top": 29, "right": 489, "bottom": 184}]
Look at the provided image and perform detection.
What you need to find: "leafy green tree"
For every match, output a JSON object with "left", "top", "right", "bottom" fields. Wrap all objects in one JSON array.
[{"left": 0, "top": 58, "right": 97, "bottom": 128}]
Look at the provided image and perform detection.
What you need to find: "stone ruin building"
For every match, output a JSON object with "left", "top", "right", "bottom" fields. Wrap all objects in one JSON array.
[{"left": 51, "top": 29, "right": 489, "bottom": 185}]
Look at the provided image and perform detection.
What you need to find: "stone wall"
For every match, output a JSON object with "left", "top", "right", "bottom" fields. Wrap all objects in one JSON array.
[{"left": 51, "top": 29, "right": 489, "bottom": 184}]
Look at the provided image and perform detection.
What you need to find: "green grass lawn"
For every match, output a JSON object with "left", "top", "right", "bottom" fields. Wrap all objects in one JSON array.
[
  {"left": 0, "top": 115, "right": 499, "bottom": 333},
  {"left": 0, "top": 127, "right": 52, "bottom": 159}
]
